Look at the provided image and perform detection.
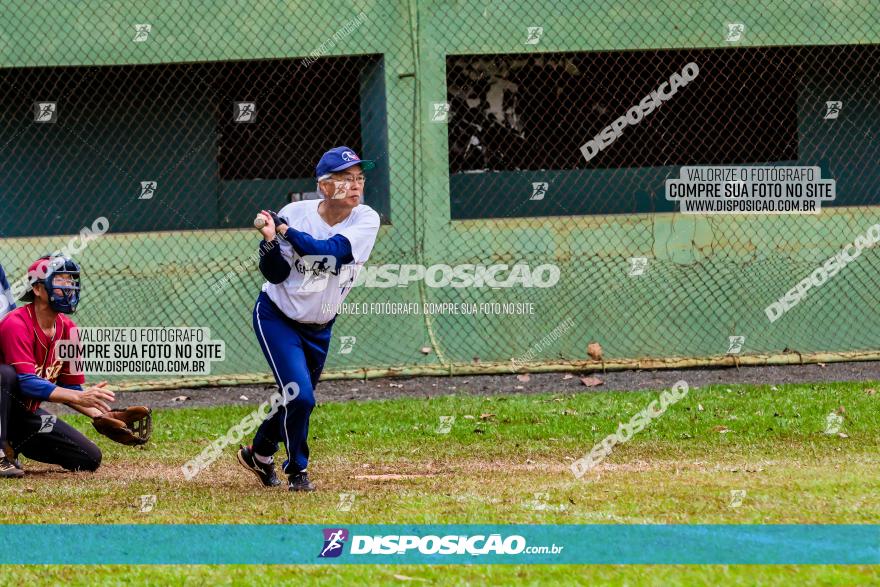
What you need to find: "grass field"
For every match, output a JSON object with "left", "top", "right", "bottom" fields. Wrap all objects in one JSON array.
[{"left": 2, "top": 379, "right": 879, "bottom": 585}]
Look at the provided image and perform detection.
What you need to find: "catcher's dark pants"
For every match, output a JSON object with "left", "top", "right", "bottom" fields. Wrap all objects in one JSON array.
[
  {"left": 251, "top": 292, "right": 334, "bottom": 475},
  {"left": 0, "top": 364, "right": 101, "bottom": 472}
]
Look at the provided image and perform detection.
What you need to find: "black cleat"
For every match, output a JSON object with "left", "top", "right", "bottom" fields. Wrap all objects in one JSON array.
[
  {"left": 0, "top": 456, "right": 24, "bottom": 479},
  {"left": 288, "top": 471, "right": 316, "bottom": 492},
  {"left": 237, "top": 445, "right": 281, "bottom": 487},
  {"left": 2, "top": 443, "right": 20, "bottom": 470}
]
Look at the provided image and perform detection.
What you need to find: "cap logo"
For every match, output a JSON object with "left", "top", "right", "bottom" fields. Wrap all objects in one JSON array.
[{"left": 341, "top": 151, "right": 358, "bottom": 162}]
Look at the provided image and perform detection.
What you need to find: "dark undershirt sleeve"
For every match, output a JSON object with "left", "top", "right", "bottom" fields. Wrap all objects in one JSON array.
[{"left": 258, "top": 239, "right": 292, "bottom": 284}]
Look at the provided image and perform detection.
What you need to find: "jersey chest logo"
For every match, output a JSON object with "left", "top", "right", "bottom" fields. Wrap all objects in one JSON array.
[{"left": 36, "top": 361, "right": 62, "bottom": 382}]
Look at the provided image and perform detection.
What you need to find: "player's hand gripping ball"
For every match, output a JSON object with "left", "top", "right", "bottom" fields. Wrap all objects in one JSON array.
[{"left": 92, "top": 406, "right": 153, "bottom": 446}]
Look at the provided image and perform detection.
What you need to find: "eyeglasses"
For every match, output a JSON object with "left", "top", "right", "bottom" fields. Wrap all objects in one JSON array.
[{"left": 330, "top": 174, "right": 366, "bottom": 185}]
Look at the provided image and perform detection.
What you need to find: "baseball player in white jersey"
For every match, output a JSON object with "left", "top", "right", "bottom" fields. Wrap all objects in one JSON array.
[{"left": 237, "top": 146, "right": 380, "bottom": 491}]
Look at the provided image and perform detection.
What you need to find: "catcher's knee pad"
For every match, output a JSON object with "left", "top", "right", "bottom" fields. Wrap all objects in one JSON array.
[{"left": 66, "top": 442, "right": 102, "bottom": 472}]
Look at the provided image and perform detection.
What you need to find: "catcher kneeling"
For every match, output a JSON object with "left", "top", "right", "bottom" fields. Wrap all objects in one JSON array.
[{"left": 0, "top": 255, "right": 151, "bottom": 478}]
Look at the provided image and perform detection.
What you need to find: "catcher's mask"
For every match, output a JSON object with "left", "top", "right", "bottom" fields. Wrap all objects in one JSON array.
[{"left": 20, "top": 255, "right": 82, "bottom": 314}]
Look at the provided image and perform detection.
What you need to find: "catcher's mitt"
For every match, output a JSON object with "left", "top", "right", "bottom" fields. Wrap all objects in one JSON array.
[{"left": 92, "top": 406, "right": 152, "bottom": 446}]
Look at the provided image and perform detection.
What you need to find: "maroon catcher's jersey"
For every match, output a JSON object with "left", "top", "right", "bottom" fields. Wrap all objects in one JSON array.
[{"left": 0, "top": 303, "right": 85, "bottom": 412}]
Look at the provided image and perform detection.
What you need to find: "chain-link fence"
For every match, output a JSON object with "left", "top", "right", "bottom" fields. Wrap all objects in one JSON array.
[{"left": 0, "top": 2, "right": 878, "bottom": 389}]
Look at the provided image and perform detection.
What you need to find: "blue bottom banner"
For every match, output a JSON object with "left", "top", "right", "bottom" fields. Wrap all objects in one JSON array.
[{"left": 0, "top": 524, "right": 877, "bottom": 565}]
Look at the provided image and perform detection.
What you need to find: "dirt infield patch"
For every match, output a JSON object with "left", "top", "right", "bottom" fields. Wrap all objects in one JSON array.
[{"left": 0, "top": 456, "right": 781, "bottom": 497}]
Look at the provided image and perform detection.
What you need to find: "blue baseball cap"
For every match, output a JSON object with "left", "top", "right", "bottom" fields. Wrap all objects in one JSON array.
[{"left": 315, "top": 146, "right": 375, "bottom": 180}]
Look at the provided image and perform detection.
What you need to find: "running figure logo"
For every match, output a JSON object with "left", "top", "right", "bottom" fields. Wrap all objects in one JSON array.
[
  {"left": 431, "top": 102, "right": 450, "bottom": 123},
  {"left": 133, "top": 24, "right": 152, "bottom": 42},
  {"left": 34, "top": 102, "right": 57, "bottom": 123},
  {"left": 530, "top": 182, "right": 548, "bottom": 201},
  {"left": 525, "top": 26, "right": 543, "bottom": 45},
  {"left": 628, "top": 257, "right": 648, "bottom": 276},
  {"left": 338, "top": 336, "right": 356, "bottom": 355},
  {"left": 726, "top": 336, "right": 745, "bottom": 354},
  {"left": 38, "top": 414, "right": 57, "bottom": 434},
  {"left": 139, "top": 181, "right": 157, "bottom": 200},
  {"left": 725, "top": 23, "right": 745, "bottom": 42},
  {"left": 318, "top": 528, "right": 349, "bottom": 558},
  {"left": 234, "top": 102, "right": 256, "bottom": 123},
  {"left": 296, "top": 255, "right": 338, "bottom": 293},
  {"left": 824, "top": 101, "right": 842, "bottom": 120}
]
